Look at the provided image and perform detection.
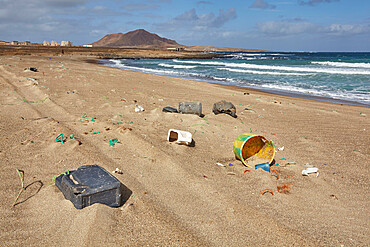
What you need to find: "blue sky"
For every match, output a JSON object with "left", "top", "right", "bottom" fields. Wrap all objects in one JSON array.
[{"left": 0, "top": 0, "right": 369, "bottom": 51}]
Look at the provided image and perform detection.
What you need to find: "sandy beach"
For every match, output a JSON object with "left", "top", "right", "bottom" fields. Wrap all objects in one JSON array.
[{"left": 0, "top": 54, "right": 369, "bottom": 246}]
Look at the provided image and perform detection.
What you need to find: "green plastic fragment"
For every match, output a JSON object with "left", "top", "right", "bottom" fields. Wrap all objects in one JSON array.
[
  {"left": 91, "top": 117, "right": 95, "bottom": 122},
  {"left": 93, "top": 131, "right": 100, "bottom": 134},
  {"left": 279, "top": 158, "right": 287, "bottom": 160},
  {"left": 109, "top": 138, "right": 120, "bottom": 147},
  {"left": 69, "top": 134, "right": 74, "bottom": 139},
  {"left": 56, "top": 133, "right": 64, "bottom": 143},
  {"left": 51, "top": 169, "right": 70, "bottom": 182},
  {"left": 275, "top": 163, "right": 279, "bottom": 166},
  {"left": 128, "top": 121, "right": 134, "bottom": 124}
]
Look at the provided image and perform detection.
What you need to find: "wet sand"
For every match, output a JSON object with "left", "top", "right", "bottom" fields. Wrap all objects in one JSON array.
[{"left": 0, "top": 54, "right": 369, "bottom": 246}]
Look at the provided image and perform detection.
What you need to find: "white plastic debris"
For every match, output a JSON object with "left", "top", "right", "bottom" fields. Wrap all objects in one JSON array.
[
  {"left": 112, "top": 168, "right": 123, "bottom": 174},
  {"left": 167, "top": 129, "right": 192, "bottom": 145},
  {"left": 135, "top": 105, "right": 144, "bottom": 112},
  {"left": 216, "top": 162, "right": 226, "bottom": 167},
  {"left": 278, "top": 146, "right": 285, "bottom": 151},
  {"left": 302, "top": 167, "right": 319, "bottom": 176}
]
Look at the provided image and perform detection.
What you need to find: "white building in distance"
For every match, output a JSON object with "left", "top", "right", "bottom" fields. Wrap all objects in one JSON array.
[{"left": 61, "top": 41, "right": 73, "bottom": 47}]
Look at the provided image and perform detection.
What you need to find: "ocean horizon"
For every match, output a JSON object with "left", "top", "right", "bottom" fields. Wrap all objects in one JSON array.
[{"left": 104, "top": 52, "right": 370, "bottom": 107}]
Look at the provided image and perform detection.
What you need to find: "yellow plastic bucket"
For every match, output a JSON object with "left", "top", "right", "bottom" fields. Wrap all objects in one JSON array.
[{"left": 233, "top": 133, "right": 275, "bottom": 167}]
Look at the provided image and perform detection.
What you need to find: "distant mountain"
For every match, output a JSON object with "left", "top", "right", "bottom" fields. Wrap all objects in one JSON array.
[{"left": 92, "top": 29, "right": 182, "bottom": 48}]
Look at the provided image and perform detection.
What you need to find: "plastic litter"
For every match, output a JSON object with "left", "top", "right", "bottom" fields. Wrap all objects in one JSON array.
[
  {"left": 277, "top": 146, "right": 285, "bottom": 151},
  {"left": 244, "top": 108, "right": 255, "bottom": 112},
  {"left": 216, "top": 163, "right": 226, "bottom": 167},
  {"left": 270, "top": 170, "right": 279, "bottom": 180},
  {"left": 24, "top": 67, "right": 38, "bottom": 72},
  {"left": 255, "top": 162, "right": 271, "bottom": 173},
  {"left": 135, "top": 105, "right": 144, "bottom": 112},
  {"left": 167, "top": 129, "right": 192, "bottom": 145},
  {"left": 56, "top": 133, "right": 64, "bottom": 143},
  {"left": 112, "top": 168, "right": 123, "bottom": 174},
  {"left": 178, "top": 102, "right": 202, "bottom": 117},
  {"left": 233, "top": 133, "right": 275, "bottom": 167},
  {"left": 302, "top": 167, "right": 319, "bottom": 176},
  {"left": 109, "top": 139, "right": 120, "bottom": 147},
  {"left": 55, "top": 165, "right": 127, "bottom": 209},
  {"left": 277, "top": 184, "right": 292, "bottom": 194},
  {"left": 213, "top": 100, "right": 237, "bottom": 118},
  {"left": 162, "top": 106, "right": 178, "bottom": 113},
  {"left": 260, "top": 189, "right": 274, "bottom": 195}
]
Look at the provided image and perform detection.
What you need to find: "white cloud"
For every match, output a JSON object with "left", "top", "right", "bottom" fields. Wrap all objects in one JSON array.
[
  {"left": 257, "top": 21, "right": 316, "bottom": 34},
  {"left": 299, "top": 0, "right": 340, "bottom": 6},
  {"left": 326, "top": 24, "right": 370, "bottom": 35},
  {"left": 0, "top": 0, "right": 124, "bottom": 44},
  {"left": 257, "top": 20, "right": 370, "bottom": 37},
  {"left": 250, "top": 0, "right": 276, "bottom": 9},
  {"left": 155, "top": 8, "right": 236, "bottom": 32}
]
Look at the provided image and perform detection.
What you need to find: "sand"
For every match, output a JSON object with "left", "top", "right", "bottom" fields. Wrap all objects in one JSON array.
[{"left": 0, "top": 54, "right": 369, "bottom": 246}]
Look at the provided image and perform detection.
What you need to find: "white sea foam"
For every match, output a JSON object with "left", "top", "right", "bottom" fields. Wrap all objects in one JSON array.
[
  {"left": 311, "top": 61, "right": 370, "bottom": 68},
  {"left": 158, "top": 63, "right": 197, "bottom": 69},
  {"left": 173, "top": 59, "right": 370, "bottom": 75},
  {"left": 109, "top": 61, "right": 182, "bottom": 75},
  {"left": 246, "top": 82, "right": 370, "bottom": 104},
  {"left": 218, "top": 67, "right": 314, "bottom": 76},
  {"left": 106, "top": 58, "right": 370, "bottom": 106}
]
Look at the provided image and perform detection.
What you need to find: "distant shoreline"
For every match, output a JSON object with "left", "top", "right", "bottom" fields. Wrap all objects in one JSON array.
[{"left": 0, "top": 44, "right": 277, "bottom": 59}]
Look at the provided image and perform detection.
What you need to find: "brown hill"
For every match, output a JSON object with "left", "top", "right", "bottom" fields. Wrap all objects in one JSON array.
[{"left": 92, "top": 29, "right": 181, "bottom": 48}]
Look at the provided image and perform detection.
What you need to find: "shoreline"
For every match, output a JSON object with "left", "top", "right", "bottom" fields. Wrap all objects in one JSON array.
[{"left": 97, "top": 58, "right": 370, "bottom": 108}]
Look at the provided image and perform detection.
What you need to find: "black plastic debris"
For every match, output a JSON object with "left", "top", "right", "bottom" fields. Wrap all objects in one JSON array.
[
  {"left": 55, "top": 165, "right": 131, "bottom": 209},
  {"left": 162, "top": 106, "right": 178, "bottom": 113},
  {"left": 24, "top": 67, "right": 38, "bottom": 72},
  {"left": 212, "top": 100, "right": 237, "bottom": 118},
  {"left": 178, "top": 102, "right": 202, "bottom": 117}
]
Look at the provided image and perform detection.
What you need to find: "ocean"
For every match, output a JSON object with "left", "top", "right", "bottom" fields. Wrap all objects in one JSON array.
[{"left": 104, "top": 52, "right": 370, "bottom": 107}]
